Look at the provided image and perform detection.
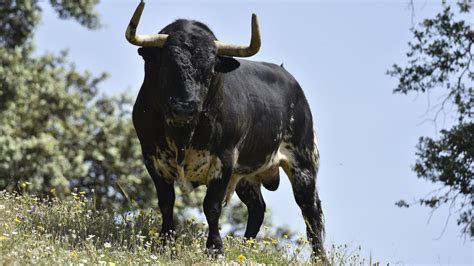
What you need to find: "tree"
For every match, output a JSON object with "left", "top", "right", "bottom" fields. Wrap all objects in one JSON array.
[
  {"left": 388, "top": 0, "right": 473, "bottom": 237},
  {"left": 0, "top": 0, "right": 100, "bottom": 49},
  {"left": 0, "top": 0, "right": 157, "bottom": 210}
]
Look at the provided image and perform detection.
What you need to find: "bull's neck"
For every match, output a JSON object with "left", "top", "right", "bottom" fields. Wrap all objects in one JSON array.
[{"left": 203, "top": 73, "right": 224, "bottom": 109}]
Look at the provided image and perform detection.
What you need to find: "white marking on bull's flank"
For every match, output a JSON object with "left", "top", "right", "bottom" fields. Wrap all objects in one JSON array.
[
  {"left": 312, "top": 129, "right": 321, "bottom": 170},
  {"left": 153, "top": 132, "right": 303, "bottom": 199},
  {"left": 313, "top": 130, "right": 320, "bottom": 154},
  {"left": 224, "top": 178, "right": 239, "bottom": 205},
  {"left": 232, "top": 148, "right": 240, "bottom": 166}
]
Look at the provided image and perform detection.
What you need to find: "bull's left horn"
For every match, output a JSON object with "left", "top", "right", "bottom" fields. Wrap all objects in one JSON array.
[
  {"left": 215, "top": 14, "right": 261, "bottom": 57},
  {"left": 125, "top": 0, "right": 168, "bottom": 47}
]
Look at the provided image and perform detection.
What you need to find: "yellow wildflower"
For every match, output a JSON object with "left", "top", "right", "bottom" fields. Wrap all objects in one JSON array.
[
  {"left": 14, "top": 218, "right": 21, "bottom": 223},
  {"left": 0, "top": 236, "right": 9, "bottom": 241},
  {"left": 283, "top": 234, "right": 288, "bottom": 239},
  {"left": 70, "top": 251, "right": 78, "bottom": 258},
  {"left": 237, "top": 254, "right": 246, "bottom": 263}
]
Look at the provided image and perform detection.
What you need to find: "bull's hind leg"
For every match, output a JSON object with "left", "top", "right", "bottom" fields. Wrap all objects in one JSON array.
[
  {"left": 236, "top": 179, "right": 266, "bottom": 238},
  {"left": 282, "top": 151, "right": 326, "bottom": 259}
]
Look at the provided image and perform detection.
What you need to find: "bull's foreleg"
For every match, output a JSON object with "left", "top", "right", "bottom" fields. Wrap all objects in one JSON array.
[
  {"left": 144, "top": 156, "right": 176, "bottom": 236},
  {"left": 236, "top": 179, "right": 266, "bottom": 238},
  {"left": 203, "top": 152, "right": 233, "bottom": 254},
  {"left": 154, "top": 177, "right": 176, "bottom": 235}
]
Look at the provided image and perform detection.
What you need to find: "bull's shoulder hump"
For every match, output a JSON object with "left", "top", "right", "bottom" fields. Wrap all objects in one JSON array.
[
  {"left": 236, "top": 59, "right": 294, "bottom": 76},
  {"left": 226, "top": 59, "right": 300, "bottom": 89}
]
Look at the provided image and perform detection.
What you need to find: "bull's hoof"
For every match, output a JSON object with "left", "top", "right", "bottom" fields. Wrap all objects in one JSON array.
[
  {"left": 206, "top": 237, "right": 223, "bottom": 258},
  {"left": 158, "top": 230, "right": 176, "bottom": 246},
  {"left": 206, "top": 246, "right": 224, "bottom": 259},
  {"left": 311, "top": 250, "right": 328, "bottom": 265}
]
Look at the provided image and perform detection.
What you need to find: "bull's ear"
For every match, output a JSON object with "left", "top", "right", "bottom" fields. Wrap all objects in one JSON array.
[
  {"left": 138, "top": 47, "right": 161, "bottom": 63},
  {"left": 138, "top": 48, "right": 148, "bottom": 60},
  {"left": 215, "top": 56, "right": 240, "bottom": 73}
]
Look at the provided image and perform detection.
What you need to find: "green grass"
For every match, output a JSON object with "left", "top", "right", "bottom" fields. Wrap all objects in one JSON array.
[{"left": 0, "top": 189, "right": 371, "bottom": 265}]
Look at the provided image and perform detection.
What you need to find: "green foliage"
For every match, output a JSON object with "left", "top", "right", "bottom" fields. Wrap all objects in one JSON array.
[
  {"left": 414, "top": 123, "right": 472, "bottom": 236},
  {"left": 414, "top": 123, "right": 472, "bottom": 197},
  {"left": 0, "top": 45, "right": 155, "bottom": 209},
  {"left": 0, "top": 0, "right": 100, "bottom": 48},
  {"left": 388, "top": 1, "right": 473, "bottom": 122},
  {"left": 0, "top": 0, "right": 40, "bottom": 48},
  {"left": 49, "top": 0, "right": 100, "bottom": 30},
  {"left": 389, "top": 0, "right": 473, "bottom": 237}
]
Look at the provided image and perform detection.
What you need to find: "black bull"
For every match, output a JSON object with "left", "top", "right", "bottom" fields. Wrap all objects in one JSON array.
[{"left": 127, "top": 1, "right": 325, "bottom": 258}]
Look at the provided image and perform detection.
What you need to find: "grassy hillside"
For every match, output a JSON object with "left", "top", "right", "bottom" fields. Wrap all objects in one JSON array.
[{"left": 0, "top": 189, "right": 369, "bottom": 265}]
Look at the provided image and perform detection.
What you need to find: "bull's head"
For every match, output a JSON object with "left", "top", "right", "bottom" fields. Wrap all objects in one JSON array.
[{"left": 126, "top": 0, "right": 261, "bottom": 127}]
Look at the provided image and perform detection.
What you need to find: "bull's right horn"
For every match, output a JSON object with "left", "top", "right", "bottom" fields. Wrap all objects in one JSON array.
[
  {"left": 125, "top": 0, "right": 168, "bottom": 47},
  {"left": 214, "top": 14, "right": 261, "bottom": 57}
]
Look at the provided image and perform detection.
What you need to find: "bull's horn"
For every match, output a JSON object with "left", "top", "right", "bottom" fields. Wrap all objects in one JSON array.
[
  {"left": 215, "top": 14, "right": 261, "bottom": 57},
  {"left": 125, "top": 0, "right": 168, "bottom": 47},
  {"left": 126, "top": 1, "right": 261, "bottom": 57}
]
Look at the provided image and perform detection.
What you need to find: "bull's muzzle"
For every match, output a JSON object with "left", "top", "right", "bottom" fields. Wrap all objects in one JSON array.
[{"left": 167, "top": 99, "right": 197, "bottom": 125}]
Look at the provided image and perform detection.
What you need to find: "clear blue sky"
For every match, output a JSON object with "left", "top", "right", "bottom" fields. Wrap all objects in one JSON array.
[{"left": 35, "top": 0, "right": 472, "bottom": 264}]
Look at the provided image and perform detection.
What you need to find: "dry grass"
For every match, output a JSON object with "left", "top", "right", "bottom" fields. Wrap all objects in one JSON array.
[{"left": 0, "top": 189, "right": 370, "bottom": 265}]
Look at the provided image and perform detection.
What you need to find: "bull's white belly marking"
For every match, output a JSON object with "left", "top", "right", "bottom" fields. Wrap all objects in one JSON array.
[
  {"left": 223, "top": 141, "right": 296, "bottom": 203},
  {"left": 152, "top": 136, "right": 309, "bottom": 204},
  {"left": 153, "top": 144, "right": 221, "bottom": 193}
]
